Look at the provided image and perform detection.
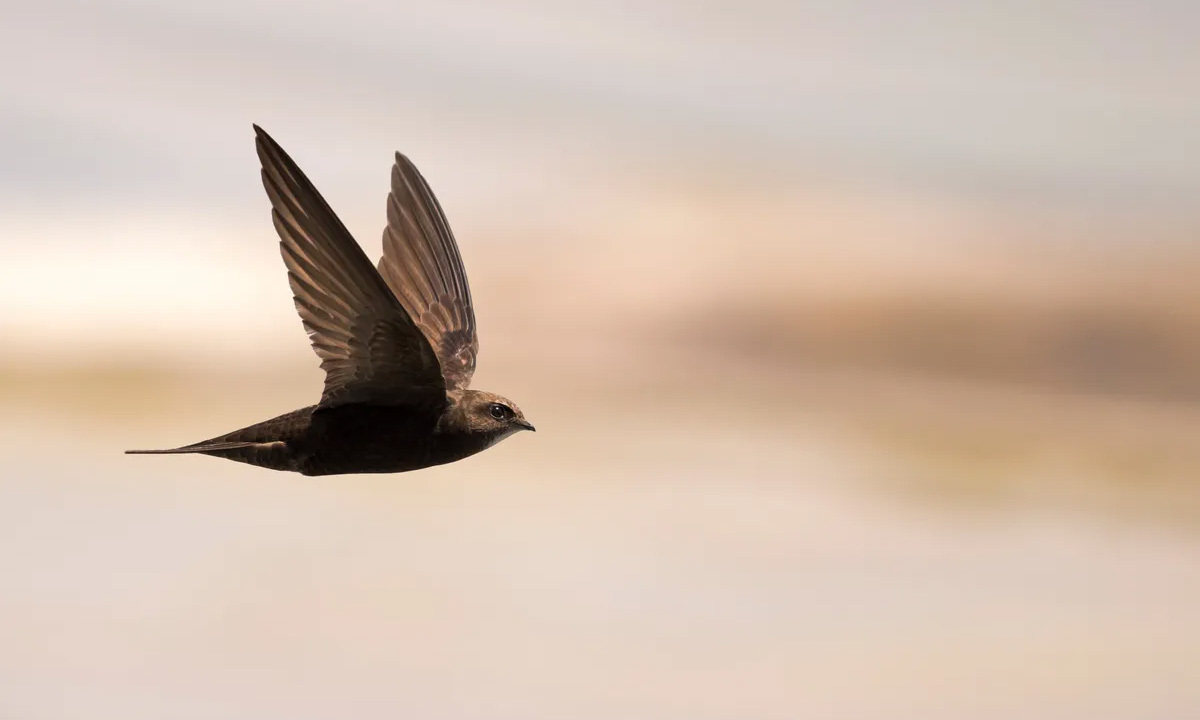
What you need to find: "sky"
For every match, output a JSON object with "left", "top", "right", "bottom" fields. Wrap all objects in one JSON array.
[
  {"left": 4, "top": 1, "right": 1199, "bottom": 206},
  {"left": 1, "top": 0, "right": 1198, "bottom": 362}
]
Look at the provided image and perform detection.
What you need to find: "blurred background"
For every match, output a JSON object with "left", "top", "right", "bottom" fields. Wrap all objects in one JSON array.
[{"left": 2, "top": 1, "right": 1199, "bottom": 718}]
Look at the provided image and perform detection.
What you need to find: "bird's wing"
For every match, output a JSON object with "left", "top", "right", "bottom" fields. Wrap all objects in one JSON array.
[
  {"left": 254, "top": 126, "right": 447, "bottom": 409},
  {"left": 376, "top": 152, "right": 478, "bottom": 391}
]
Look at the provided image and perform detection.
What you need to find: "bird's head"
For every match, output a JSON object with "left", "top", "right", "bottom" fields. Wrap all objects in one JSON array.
[{"left": 454, "top": 389, "right": 535, "bottom": 441}]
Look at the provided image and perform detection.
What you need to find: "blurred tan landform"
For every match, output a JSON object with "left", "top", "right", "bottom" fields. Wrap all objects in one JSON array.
[
  {"left": 5, "top": 183, "right": 1200, "bottom": 715},
  {"left": 4, "top": 178, "right": 1199, "bottom": 527}
]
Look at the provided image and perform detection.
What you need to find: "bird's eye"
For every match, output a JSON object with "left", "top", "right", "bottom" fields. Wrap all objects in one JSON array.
[{"left": 488, "top": 403, "right": 509, "bottom": 420}]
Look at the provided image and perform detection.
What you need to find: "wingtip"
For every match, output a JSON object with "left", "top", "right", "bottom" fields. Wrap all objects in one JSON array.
[
  {"left": 253, "top": 125, "right": 279, "bottom": 155},
  {"left": 253, "top": 125, "right": 281, "bottom": 166},
  {"left": 394, "top": 150, "right": 418, "bottom": 169}
]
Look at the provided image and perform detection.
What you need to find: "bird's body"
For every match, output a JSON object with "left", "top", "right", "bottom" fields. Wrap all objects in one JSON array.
[
  {"left": 128, "top": 127, "right": 533, "bottom": 475},
  {"left": 139, "top": 394, "right": 504, "bottom": 476}
]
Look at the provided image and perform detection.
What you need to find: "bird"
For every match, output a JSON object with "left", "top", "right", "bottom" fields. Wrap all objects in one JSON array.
[{"left": 127, "top": 125, "right": 534, "bottom": 475}]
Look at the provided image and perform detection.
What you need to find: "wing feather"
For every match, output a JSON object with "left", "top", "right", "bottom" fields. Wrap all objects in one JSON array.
[
  {"left": 253, "top": 126, "right": 446, "bottom": 409},
  {"left": 377, "top": 153, "right": 478, "bottom": 390}
]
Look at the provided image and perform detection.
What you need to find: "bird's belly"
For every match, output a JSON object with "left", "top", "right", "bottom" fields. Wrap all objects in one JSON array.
[
  {"left": 292, "top": 404, "right": 440, "bottom": 476},
  {"left": 297, "top": 436, "right": 436, "bottom": 476}
]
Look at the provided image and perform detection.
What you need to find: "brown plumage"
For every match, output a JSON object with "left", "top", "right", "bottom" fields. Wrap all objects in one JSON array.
[{"left": 127, "top": 126, "right": 534, "bottom": 476}]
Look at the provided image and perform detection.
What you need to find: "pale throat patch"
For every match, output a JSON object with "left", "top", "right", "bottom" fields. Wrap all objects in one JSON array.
[{"left": 482, "top": 427, "right": 520, "bottom": 449}]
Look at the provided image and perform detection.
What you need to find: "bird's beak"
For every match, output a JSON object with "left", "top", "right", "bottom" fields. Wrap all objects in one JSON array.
[{"left": 516, "top": 420, "right": 536, "bottom": 432}]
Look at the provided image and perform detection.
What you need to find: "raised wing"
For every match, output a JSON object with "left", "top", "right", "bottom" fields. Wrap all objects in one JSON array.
[
  {"left": 376, "top": 152, "right": 478, "bottom": 391},
  {"left": 254, "top": 126, "right": 446, "bottom": 409}
]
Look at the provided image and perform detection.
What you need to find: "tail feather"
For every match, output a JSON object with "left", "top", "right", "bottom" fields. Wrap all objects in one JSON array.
[
  {"left": 125, "top": 441, "right": 266, "bottom": 455},
  {"left": 125, "top": 406, "right": 312, "bottom": 472}
]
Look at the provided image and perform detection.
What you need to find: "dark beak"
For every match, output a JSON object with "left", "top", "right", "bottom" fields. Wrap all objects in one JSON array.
[{"left": 516, "top": 420, "right": 536, "bottom": 432}]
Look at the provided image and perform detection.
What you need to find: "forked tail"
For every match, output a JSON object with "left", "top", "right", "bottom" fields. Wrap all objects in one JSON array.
[
  {"left": 125, "top": 405, "right": 312, "bottom": 472},
  {"left": 125, "top": 441, "right": 266, "bottom": 455}
]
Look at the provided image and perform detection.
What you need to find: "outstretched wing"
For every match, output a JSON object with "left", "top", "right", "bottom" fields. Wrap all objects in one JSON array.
[
  {"left": 254, "top": 126, "right": 446, "bottom": 409},
  {"left": 376, "top": 152, "right": 478, "bottom": 391}
]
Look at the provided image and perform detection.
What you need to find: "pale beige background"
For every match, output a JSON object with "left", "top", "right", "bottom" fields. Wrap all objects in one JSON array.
[{"left": 1, "top": 2, "right": 1199, "bottom": 719}]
